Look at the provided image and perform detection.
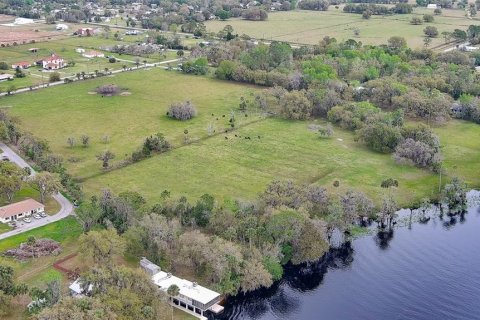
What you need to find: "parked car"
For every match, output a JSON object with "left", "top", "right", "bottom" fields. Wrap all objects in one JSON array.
[
  {"left": 40, "top": 212, "right": 47, "bottom": 218},
  {"left": 33, "top": 214, "right": 41, "bottom": 219},
  {"left": 1, "top": 156, "right": 9, "bottom": 161},
  {"left": 23, "top": 217, "right": 31, "bottom": 223},
  {"left": 7, "top": 221, "right": 17, "bottom": 228}
]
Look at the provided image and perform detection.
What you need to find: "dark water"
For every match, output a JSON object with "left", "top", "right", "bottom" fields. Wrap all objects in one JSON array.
[{"left": 215, "top": 192, "right": 480, "bottom": 320}]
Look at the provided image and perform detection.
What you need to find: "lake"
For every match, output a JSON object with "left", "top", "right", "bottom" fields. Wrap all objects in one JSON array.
[{"left": 214, "top": 191, "right": 480, "bottom": 320}]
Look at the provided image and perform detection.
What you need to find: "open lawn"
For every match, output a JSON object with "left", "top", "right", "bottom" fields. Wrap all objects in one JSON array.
[
  {"left": 5, "top": 69, "right": 260, "bottom": 179},
  {"left": 4, "top": 70, "right": 480, "bottom": 207},
  {"left": 205, "top": 8, "right": 480, "bottom": 48}
]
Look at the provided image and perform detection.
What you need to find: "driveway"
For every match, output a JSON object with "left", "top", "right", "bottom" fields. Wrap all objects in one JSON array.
[{"left": 0, "top": 142, "right": 74, "bottom": 241}]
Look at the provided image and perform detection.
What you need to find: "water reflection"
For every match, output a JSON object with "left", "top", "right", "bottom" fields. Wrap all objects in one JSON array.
[{"left": 215, "top": 191, "right": 480, "bottom": 320}]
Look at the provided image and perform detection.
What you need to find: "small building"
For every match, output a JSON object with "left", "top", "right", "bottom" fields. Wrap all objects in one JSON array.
[
  {"left": 0, "top": 74, "right": 13, "bottom": 81},
  {"left": 28, "top": 48, "right": 39, "bottom": 53},
  {"left": 75, "top": 48, "right": 85, "bottom": 53},
  {"left": 140, "top": 258, "right": 224, "bottom": 319},
  {"left": 427, "top": 4, "right": 439, "bottom": 9},
  {"left": 11, "top": 61, "right": 31, "bottom": 69},
  {"left": 39, "top": 54, "right": 65, "bottom": 70},
  {"left": 0, "top": 199, "right": 44, "bottom": 223},
  {"left": 55, "top": 23, "right": 69, "bottom": 30},
  {"left": 69, "top": 279, "right": 93, "bottom": 297},
  {"left": 83, "top": 50, "right": 105, "bottom": 58},
  {"left": 125, "top": 30, "right": 138, "bottom": 35}
]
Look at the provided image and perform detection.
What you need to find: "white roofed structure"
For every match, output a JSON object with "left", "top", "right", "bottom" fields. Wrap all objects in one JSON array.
[{"left": 140, "top": 258, "right": 224, "bottom": 319}]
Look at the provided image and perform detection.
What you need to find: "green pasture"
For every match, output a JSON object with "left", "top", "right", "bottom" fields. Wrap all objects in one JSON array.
[{"left": 205, "top": 8, "right": 480, "bottom": 48}]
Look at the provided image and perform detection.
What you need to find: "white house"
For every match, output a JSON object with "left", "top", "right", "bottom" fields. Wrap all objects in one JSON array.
[
  {"left": 40, "top": 54, "right": 65, "bottom": 70},
  {"left": 75, "top": 48, "right": 85, "bottom": 53},
  {"left": 427, "top": 4, "right": 439, "bottom": 9},
  {"left": 69, "top": 279, "right": 93, "bottom": 297},
  {"left": 83, "top": 50, "right": 105, "bottom": 58},
  {"left": 141, "top": 258, "right": 224, "bottom": 319},
  {"left": 11, "top": 61, "right": 31, "bottom": 69},
  {"left": 0, "top": 199, "right": 44, "bottom": 223}
]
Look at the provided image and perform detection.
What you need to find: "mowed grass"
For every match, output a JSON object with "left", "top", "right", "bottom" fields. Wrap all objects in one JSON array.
[
  {"left": 5, "top": 69, "right": 260, "bottom": 179},
  {"left": 205, "top": 8, "right": 480, "bottom": 47},
  {"left": 84, "top": 117, "right": 477, "bottom": 207}
]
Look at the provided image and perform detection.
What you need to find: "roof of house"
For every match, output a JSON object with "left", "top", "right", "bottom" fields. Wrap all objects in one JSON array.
[
  {"left": 43, "top": 54, "right": 63, "bottom": 62},
  {"left": 0, "top": 199, "right": 44, "bottom": 219},
  {"left": 0, "top": 74, "right": 13, "bottom": 80},
  {"left": 12, "top": 61, "right": 31, "bottom": 66},
  {"left": 152, "top": 271, "right": 220, "bottom": 305}
]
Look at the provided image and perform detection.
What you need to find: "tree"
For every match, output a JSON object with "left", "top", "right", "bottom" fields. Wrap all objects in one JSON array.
[
  {"left": 79, "top": 229, "right": 125, "bottom": 265},
  {"left": 442, "top": 177, "right": 467, "bottom": 214},
  {"left": 423, "top": 14, "right": 434, "bottom": 22},
  {"left": 362, "top": 10, "right": 372, "bottom": 19},
  {"left": 387, "top": 36, "right": 407, "bottom": 50},
  {"left": 30, "top": 172, "right": 61, "bottom": 204},
  {"left": 76, "top": 199, "right": 102, "bottom": 233},
  {"left": 96, "top": 150, "right": 115, "bottom": 169},
  {"left": 167, "top": 101, "right": 197, "bottom": 120},
  {"left": 410, "top": 17, "right": 423, "bottom": 25},
  {"left": 441, "top": 31, "right": 451, "bottom": 43},
  {"left": 49, "top": 72, "right": 61, "bottom": 82},
  {"left": 0, "top": 264, "right": 27, "bottom": 315},
  {"left": 424, "top": 26, "right": 439, "bottom": 38},
  {"left": 166, "top": 284, "right": 179, "bottom": 320},
  {"left": 217, "top": 9, "right": 230, "bottom": 21},
  {"left": 14, "top": 66, "right": 25, "bottom": 78},
  {"left": 0, "top": 162, "right": 25, "bottom": 203},
  {"left": 423, "top": 36, "right": 432, "bottom": 48},
  {"left": 434, "top": 8, "right": 442, "bottom": 15},
  {"left": 80, "top": 135, "right": 89, "bottom": 147}
]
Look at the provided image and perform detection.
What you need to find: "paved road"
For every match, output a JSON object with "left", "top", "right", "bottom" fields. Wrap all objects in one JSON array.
[{"left": 0, "top": 142, "right": 74, "bottom": 240}]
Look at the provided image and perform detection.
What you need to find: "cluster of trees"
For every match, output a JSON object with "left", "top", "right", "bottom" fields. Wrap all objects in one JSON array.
[
  {"left": 0, "top": 111, "right": 82, "bottom": 200},
  {"left": 343, "top": 3, "right": 412, "bottom": 15},
  {"left": 73, "top": 180, "right": 393, "bottom": 295}
]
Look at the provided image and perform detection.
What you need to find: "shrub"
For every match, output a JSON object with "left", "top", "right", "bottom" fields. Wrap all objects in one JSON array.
[
  {"left": 96, "top": 84, "right": 120, "bottom": 95},
  {"left": 394, "top": 138, "right": 441, "bottom": 170},
  {"left": 109, "top": 57, "right": 116, "bottom": 63},
  {"left": 49, "top": 72, "right": 61, "bottom": 82},
  {"left": 423, "top": 14, "right": 434, "bottom": 22},
  {"left": 434, "top": 8, "right": 442, "bottom": 15},
  {"left": 167, "top": 101, "right": 197, "bottom": 120},
  {"left": 424, "top": 26, "right": 438, "bottom": 38},
  {"left": 410, "top": 17, "right": 423, "bottom": 25},
  {"left": 0, "top": 61, "right": 8, "bottom": 70}
]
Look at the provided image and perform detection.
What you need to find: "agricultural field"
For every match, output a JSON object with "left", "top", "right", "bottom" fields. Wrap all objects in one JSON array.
[
  {"left": 4, "top": 68, "right": 480, "bottom": 207},
  {"left": 205, "top": 8, "right": 480, "bottom": 48}
]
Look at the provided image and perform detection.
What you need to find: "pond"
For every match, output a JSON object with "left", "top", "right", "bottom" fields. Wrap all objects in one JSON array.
[{"left": 214, "top": 191, "right": 480, "bottom": 320}]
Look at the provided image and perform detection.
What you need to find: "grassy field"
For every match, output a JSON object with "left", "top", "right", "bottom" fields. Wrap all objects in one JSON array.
[
  {"left": 5, "top": 68, "right": 260, "bottom": 179},
  {"left": 4, "top": 68, "right": 480, "bottom": 207},
  {"left": 205, "top": 8, "right": 480, "bottom": 48}
]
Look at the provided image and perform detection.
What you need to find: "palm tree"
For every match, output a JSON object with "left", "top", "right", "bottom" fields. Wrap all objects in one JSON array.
[{"left": 167, "top": 284, "right": 180, "bottom": 320}]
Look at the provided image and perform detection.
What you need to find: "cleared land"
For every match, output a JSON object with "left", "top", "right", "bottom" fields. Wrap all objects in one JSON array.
[
  {"left": 4, "top": 69, "right": 480, "bottom": 206},
  {"left": 205, "top": 8, "right": 480, "bottom": 48}
]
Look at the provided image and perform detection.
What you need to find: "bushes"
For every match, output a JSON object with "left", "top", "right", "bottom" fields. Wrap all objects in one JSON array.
[
  {"left": 424, "top": 26, "right": 438, "bottom": 38},
  {"left": 394, "top": 138, "right": 441, "bottom": 169},
  {"left": 180, "top": 57, "right": 208, "bottom": 75},
  {"left": 96, "top": 84, "right": 120, "bottom": 95},
  {"left": 49, "top": 72, "right": 61, "bottom": 82},
  {"left": 167, "top": 101, "right": 197, "bottom": 120}
]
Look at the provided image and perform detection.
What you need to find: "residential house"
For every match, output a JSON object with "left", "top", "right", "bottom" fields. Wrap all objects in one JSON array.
[
  {"left": 39, "top": 54, "right": 65, "bottom": 70},
  {"left": 140, "top": 258, "right": 224, "bottom": 319},
  {"left": 75, "top": 28, "right": 94, "bottom": 37},
  {"left": 0, "top": 199, "right": 44, "bottom": 223},
  {"left": 11, "top": 61, "right": 31, "bottom": 69}
]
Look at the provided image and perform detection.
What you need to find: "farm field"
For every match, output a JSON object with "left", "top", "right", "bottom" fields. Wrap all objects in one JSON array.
[
  {"left": 4, "top": 69, "right": 480, "bottom": 207},
  {"left": 205, "top": 8, "right": 480, "bottom": 47}
]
